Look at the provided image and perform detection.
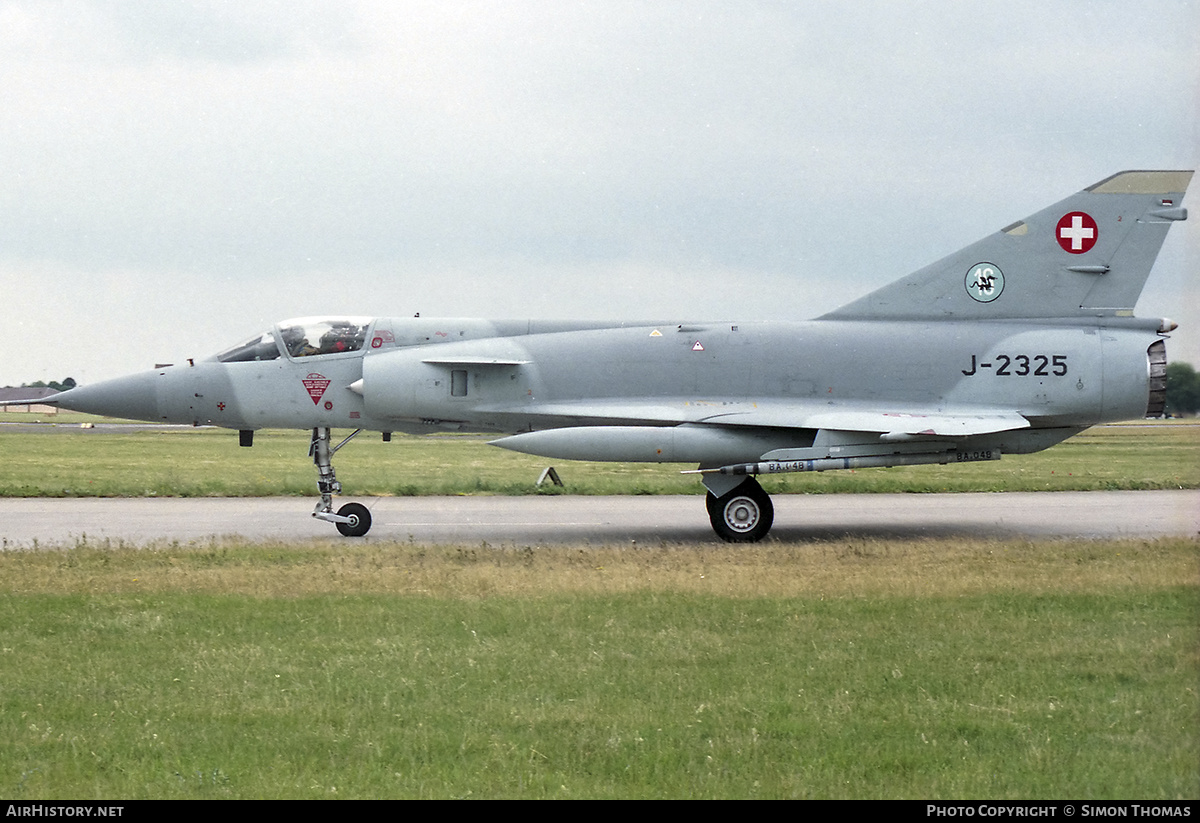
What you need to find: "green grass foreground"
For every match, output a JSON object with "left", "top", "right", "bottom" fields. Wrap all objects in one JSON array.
[
  {"left": 1, "top": 537, "right": 1196, "bottom": 799},
  {"left": 2, "top": 416, "right": 1198, "bottom": 497}
]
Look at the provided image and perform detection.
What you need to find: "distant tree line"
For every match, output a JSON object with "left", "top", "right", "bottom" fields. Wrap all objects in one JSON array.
[
  {"left": 1165, "top": 363, "right": 1200, "bottom": 416},
  {"left": 21, "top": 378, "right": 77, "bottom": 393}
]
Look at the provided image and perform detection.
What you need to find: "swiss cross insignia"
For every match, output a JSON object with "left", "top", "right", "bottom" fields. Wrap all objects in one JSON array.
[{"left": 1056, "top": 212, "right": 1098, "bottom": 254}]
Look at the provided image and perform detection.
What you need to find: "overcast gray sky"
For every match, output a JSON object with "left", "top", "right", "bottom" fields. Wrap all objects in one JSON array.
[{"left": 2, "top": 0, "right": 1197, "bottom": 383}]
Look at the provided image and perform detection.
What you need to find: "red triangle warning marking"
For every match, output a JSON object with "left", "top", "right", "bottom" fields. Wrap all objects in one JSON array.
[
  {"left": 692, "top": 341, "right": 705, "bottom": 351},
  {"left": 302, "top": 373, "right": 331, "bottom": 404}
]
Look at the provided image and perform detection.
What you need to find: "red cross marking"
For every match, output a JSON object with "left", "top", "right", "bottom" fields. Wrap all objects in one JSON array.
[{"left": 1056, "top": 212, "right": 1098, "bottom": 254}]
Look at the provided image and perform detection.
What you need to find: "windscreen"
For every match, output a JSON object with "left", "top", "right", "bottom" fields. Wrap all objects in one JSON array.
[{"left": 215, "top": 331, "right": 282, "bottom": 363}]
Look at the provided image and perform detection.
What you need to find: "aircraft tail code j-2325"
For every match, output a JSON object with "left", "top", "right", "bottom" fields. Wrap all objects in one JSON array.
[{"left": 12, "top": 170, "right": 1192, "bottom": 541}]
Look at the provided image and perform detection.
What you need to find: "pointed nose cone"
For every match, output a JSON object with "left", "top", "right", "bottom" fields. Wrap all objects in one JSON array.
[{"left": 55, "top": 371, "right": 161, "bottom": 421}]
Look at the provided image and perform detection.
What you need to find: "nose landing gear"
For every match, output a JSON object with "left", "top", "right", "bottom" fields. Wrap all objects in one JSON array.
[{"left": 310, "top": 427, "right": 373, "bottom": 537}]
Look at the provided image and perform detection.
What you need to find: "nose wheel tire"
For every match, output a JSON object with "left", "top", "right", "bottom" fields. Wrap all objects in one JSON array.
[
  {"left": 707, "top": 477, "right": 774, "bottom": 543},
  {"left": 335, "top": 502, "right": 372, "bottom": 537}
]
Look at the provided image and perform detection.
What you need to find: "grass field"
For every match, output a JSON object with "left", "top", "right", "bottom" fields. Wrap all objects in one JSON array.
[
  {"left": 2, "top": 416, "right": 1196, "bottom": 798},
  {"left": 2, "top": 415, "right": 1198, "bottom": 497},
  {"left": 1, "top": 536, "right": 1196, "bottom": 799}
]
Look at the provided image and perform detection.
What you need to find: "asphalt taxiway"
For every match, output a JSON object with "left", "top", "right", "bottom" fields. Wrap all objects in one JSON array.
[{"left": 0, "top": 490, "right": 1196, "bottom": 547}]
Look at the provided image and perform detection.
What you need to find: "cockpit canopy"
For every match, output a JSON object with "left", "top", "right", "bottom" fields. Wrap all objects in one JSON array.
[
  {"left": 215, "top": 317, "right": 373, "bottom": 363},
  {"left": 278, "top": 317, "right": 371, "bottom": 358}
]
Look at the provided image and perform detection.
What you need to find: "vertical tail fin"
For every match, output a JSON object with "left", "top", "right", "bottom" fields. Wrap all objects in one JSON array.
[{"left": 823, "top": 170, "right": 1193, "bottom": 321}]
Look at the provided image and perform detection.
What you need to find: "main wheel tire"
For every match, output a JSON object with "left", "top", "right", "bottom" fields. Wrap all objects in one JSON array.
[
  {"left": 335, "top": 502, "right": 372, "bottom": 537},
  {"left": 707, "top": 478, "right": 774, "bottom": 543}
]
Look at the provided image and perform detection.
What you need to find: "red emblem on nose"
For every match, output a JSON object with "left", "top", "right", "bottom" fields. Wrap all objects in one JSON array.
[{"left": 302, "top": 373, "right": 331, "bottom": 404}]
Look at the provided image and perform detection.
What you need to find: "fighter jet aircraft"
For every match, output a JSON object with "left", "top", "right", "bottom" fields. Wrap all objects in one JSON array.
[{"left": 8, "top": 170, "right": 1191, "bottom": 541}]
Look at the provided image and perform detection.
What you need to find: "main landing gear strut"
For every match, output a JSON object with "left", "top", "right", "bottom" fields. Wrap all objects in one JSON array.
[{"left": 310, "top": 427, "right": 373, "bottom": 537}]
